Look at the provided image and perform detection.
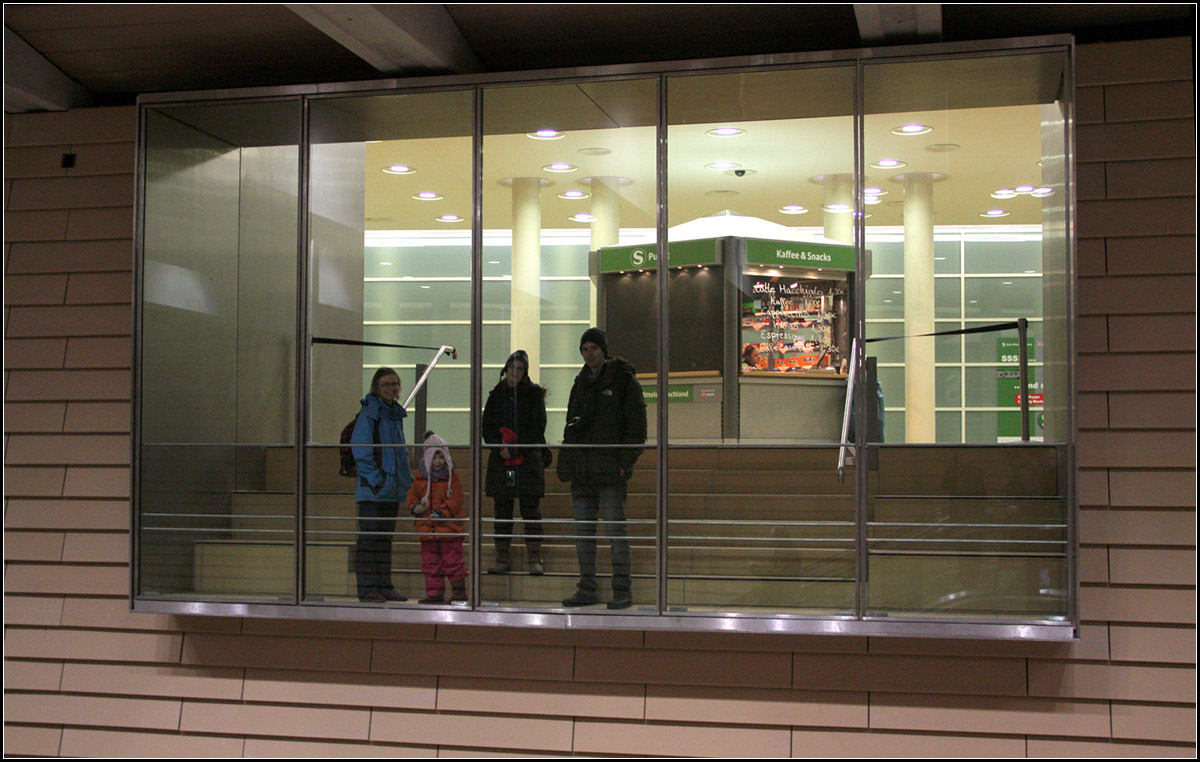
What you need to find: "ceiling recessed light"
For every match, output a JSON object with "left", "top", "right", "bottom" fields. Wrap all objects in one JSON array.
[
  {"left": 864, "top": 186, "right": 887, "bottom": 196},
  {"left": 413, "top": 191, "right": 443, "bottom": 201},
  {"left": 991, "top": 189, "right": 1018, "bottom": 199},
  {"left": 926, "top": 143, "right": 961, "bottom": 152},
  {"left": 435, "top": 214, "right": 463, "bottom": 223},
  {"left": 558, "top": 189, "right": 590, "bottom": 200},
  {"left": 706, "top": 161, "right": 741, "bottom": 171},
  {"left": 892, "top": 123, "right": 932, "bottom": 135},
  {"left": 871, "top": 158, "right": 906, "bottom": 169},
  {"left": 383, "top": 164, "right": 416, "bottom": 175},
  {"left": 543, "top": 162, "right": 577, "bottom": 173},
  {"left": 706, "top": 126, "right": 746, "bottom": 138},
  {"left": 779, "top": 205, "right": 808, "bottom": 214},
  {"left": 569, "top": 212, "right": 596, "bottom": 223},
  {"left": 981, "top": 209, "right": 1010, "bottom": 218},
  {"left": 577, "top": 147, "right": 611, "bottom": 156},
  {"left": 706, "top": 189, "right": 740, "bottom": 197},
  {"left": 1015, "top": 185, "right": 1036, "bottom": 194},
  {"left": 1031, "top": 187, "right": 1055, "bottom": 197},
  {"left": 824, "top": 203, "right": 852, "bottom": 213},
  {"left": 379, "top": 261, "right": 392, "bottom": 266},
  {"left": 527, "top": 129, "right": 565, "bottom": 140}
]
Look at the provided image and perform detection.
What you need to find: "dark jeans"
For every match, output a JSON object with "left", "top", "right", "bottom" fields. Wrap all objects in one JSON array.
[
  {"left": 492, "top": 495, "right": 543, "bottom": 548},
  {"left": 570, "top": 484, "right": 631, "bottom": 596},
  {"left": 356, "top": 500, "right": 399, "bottom": 597}
]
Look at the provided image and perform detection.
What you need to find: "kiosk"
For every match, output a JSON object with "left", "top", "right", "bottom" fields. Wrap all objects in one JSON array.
[{"left": 595, "top": 218, "right": 856, "bottom": 443}]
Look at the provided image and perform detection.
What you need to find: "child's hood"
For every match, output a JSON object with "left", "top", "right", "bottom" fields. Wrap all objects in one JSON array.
[{"left": 418, "top": 432, "right": 454, "bottom": 478}]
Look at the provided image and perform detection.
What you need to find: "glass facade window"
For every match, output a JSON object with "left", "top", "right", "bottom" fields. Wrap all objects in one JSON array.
[
  {"left": 138, "top": 99, "right": 301, "bottom": 600},
  {"left": 479, "top": 79, "right": 660, "bottom": 610},
  {"left": 664, "top": 66, "right": 858, "bottom": 614},
  {"left": 134, "top": 40, "right": 1076, "bottom": 638}
]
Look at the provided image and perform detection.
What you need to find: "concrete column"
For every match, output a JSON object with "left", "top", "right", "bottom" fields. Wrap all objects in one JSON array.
[
  {"left": 589, "top": 177, "right": 621, "bottom": 327},
  {"left": 818, "top": 173, "right": 855, "bottom": 244},
  {"left": 900, "top": 172, "right": 938, "bottom": 443},
  {"left": 511, "top": 177, "right": 542, "bottom": 376}
]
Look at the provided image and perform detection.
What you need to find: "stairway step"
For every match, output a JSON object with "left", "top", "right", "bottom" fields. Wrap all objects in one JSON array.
[
  {"left": 193, "top": 537, "right": 856, "bottom": 599},
  {"left": 229, "top": 490, "right": 856, "bottom": 534}
]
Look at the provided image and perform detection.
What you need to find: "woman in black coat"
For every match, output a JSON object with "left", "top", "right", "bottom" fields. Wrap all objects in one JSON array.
[{"left": 482, "top": 350, "right": 549, "bottom": 575}]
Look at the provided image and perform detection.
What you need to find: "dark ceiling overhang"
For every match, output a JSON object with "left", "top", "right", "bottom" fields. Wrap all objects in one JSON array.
[{"left": 3, "top": 4, "right": 1194, "bottom": 113}]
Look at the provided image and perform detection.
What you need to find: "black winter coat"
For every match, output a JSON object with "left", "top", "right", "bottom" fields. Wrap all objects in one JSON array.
[
  {"left": 556, "top": 356, "right": 647, "bottom": 486},
  {"left": 482, "top": 379, "right": 549, "bottom": 498}
]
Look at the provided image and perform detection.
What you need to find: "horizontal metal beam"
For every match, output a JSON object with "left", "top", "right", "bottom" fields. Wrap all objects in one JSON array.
[{"left": 133, "top": 598, "right": 1077, "bottom": 641}]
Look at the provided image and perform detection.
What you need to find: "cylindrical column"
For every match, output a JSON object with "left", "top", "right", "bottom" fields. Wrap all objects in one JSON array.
[
  {"left": 589, "top": 177, "right": 621, "bottom": 326},
  {"left": 819, "top": 173, "right": 855, "bottom": 244},
  {"left": 901, "top": 172, "right": 938, "bottom": 443},
  {"left": 511, "top": 177, "right": 542, "bottom": 376}
]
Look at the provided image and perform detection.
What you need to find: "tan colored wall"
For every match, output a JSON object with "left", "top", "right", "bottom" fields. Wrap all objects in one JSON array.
[{"left": 4, "top": 37, "right": 1195, "bottom": 756}]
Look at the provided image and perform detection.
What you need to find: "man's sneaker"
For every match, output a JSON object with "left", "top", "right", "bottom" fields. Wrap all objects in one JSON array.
[
  {"left": 562, "top": 591, "right": 599, "bottom": 607},
  {"left": 607, "top": 594, "right": 632, "bottom": 610}
]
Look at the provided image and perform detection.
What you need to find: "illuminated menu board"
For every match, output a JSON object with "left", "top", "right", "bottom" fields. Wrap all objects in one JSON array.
[{"left": 741, "top": 274, "right": 849, "bottom": 374}]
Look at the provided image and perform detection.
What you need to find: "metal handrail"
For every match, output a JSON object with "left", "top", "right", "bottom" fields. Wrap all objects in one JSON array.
[
  {"left": 837, "top": 337, "right": 859, "bottom": 484},
  {"left": 860, "top": 318, "right": 1033, "bottom": 441},
  {"left": 309, "top": 336, "right": 458, "bottom": 411},
  {"left": 404, "top": 345, "right": 456, "bottom": 409}
]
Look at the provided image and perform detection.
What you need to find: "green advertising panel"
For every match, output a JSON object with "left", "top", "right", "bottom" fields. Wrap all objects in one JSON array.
[
  {"left": 598, "top": 238, "right": 722, "bottom": 273},
  {"left": 744, "top": 238, "right": 856, "bottom": 271},
  {"left": 996, "top": 336, "right": 1044, "bottom": 440}
]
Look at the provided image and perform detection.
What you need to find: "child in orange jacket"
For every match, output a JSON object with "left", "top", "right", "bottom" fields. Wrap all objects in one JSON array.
[{"left": 408, "top": 432, "right": 467, "bottom": 604}]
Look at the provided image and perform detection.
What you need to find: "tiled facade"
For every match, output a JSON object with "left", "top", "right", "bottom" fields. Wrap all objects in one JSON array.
[{"left": 4, "top": 37, "right": 1195, "bottom": 756}]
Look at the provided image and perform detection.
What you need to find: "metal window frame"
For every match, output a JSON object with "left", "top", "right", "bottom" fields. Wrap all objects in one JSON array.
[{"left": 131, "top": 35, "right": 1078, "bottom": 641}]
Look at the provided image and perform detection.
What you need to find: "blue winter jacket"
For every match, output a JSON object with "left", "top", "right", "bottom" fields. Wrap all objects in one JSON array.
[{"left": 352, "top": 394, "right": 412, "bottom": 503}]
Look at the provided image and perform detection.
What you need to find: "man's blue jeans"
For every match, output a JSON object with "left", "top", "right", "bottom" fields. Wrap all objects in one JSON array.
[{"left": 570, "top": 484, "right": 631, "bottom": 596}]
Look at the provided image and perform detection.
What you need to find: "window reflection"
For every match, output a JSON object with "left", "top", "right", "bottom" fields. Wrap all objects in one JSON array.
[{"left": 139, "top": 100, "right": 300, "bottom": 600}]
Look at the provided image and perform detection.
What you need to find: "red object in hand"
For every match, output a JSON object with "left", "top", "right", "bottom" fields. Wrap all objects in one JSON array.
[{"left": 500, "top": 427, "right": 524, "bottom": 466}]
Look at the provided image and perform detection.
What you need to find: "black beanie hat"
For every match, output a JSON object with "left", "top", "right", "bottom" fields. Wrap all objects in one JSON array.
[
  {"left": 502, "top": 349, "right": 530, "bottom": 380},
  {"left": 580, "top": 327, "right": 609, "bottom": 357}
]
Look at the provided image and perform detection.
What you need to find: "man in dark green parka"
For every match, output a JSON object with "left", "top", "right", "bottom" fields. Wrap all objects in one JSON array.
[{"left": 557, "top": 327, "right": 647, "bottom": 609}]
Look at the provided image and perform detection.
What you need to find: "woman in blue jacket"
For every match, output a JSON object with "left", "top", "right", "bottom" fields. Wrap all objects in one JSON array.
[{"left": 352, "top": 367, "right": 413, "bottom": 602}]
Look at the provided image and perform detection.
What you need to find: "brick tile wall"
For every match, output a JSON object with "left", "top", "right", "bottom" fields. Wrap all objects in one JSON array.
[{"left": 4, "top": 36, "right": 1195, "bottom": 756}]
